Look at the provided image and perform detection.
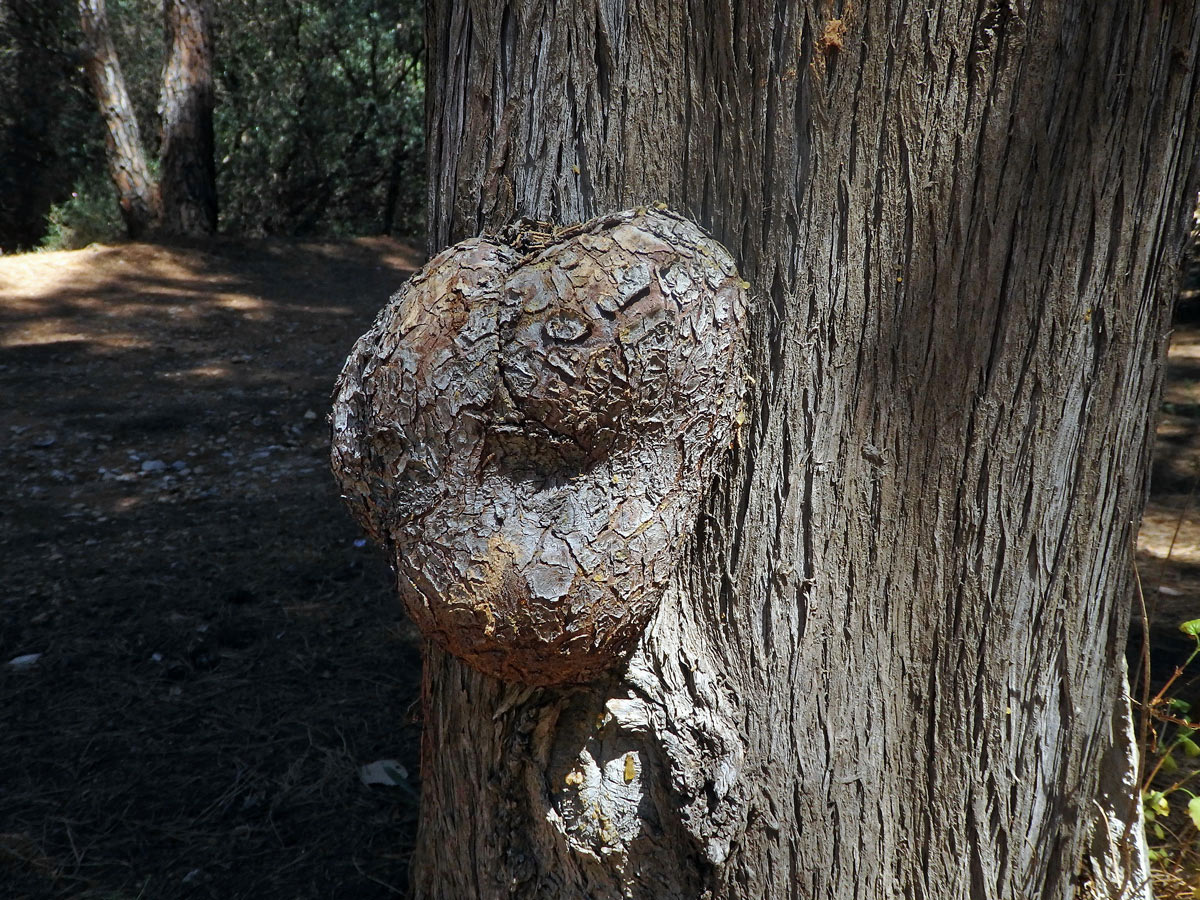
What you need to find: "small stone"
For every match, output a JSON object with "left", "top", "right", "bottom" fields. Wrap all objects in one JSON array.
[
  {"left": 141, "top": 459, "right": 167, "bottom": 473},
  {"left": 359, "top": 759, "right": 409, "bottom": 786},
  {"left": 8, "top": 653, "right": 42, "bottom": 668}
]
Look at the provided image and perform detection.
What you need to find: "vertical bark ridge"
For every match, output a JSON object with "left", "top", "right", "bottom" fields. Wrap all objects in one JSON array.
[{"left": 415, "top": 2, "right": 1200, "bottom": 897}]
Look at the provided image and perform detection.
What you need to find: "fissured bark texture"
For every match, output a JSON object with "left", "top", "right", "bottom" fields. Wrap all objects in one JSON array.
[
  {"left": 78, "top": 0, "right": 216, "bottom": 238},
  {"left": 159, "top": 0, "right": 216, "bottom": 235},
  {"left": 78, "top": 0, "right": 160, "bottom": 237},
  {"left": 401, "top": 2, "right": 1200, "bottom": 898},
  {"left": 333, "top": 209, "right": 747, "bottom": 685}
]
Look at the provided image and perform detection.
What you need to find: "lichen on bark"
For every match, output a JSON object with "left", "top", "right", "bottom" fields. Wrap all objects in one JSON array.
[{"left": 331, "top": 207, "right": 747, "bottom": 685}]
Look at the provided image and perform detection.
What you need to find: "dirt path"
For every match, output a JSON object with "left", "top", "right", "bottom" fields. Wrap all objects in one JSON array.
[
  {"left": 1138, "top": 313, "right": 1200, "bottom": 682},
  {"left": 1, "top": 238, "right": 424, "bottom": 899}
]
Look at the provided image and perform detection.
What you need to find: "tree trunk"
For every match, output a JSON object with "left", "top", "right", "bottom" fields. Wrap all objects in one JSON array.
[
  {"left": 159, "top": 0, "right": 216, "bottom": 235},
  {"left": 77, "top": 0, "right": 160, "bottom": 238},
  {"left": 403, "top": 3, "right": 1200, "bottom": 898}
]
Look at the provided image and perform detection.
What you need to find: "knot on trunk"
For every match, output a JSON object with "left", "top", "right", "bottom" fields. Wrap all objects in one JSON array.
[{"left": 331, "top": 208, "right": 747, "bottom": 685}]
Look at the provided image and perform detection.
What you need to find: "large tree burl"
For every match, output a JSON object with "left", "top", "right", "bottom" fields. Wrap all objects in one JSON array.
[{"left": 331, "top": 208, "right": 747, "bottom": 685}]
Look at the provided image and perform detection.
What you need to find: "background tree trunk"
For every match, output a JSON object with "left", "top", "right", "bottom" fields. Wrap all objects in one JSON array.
[
  {"left": 77, "top": 0, "right": 160, "bottom": 238},
  {"left": 159, "top": 0, "right": 216, "bottom": 235},
  {"left": 413, "top": 2, "right": 1200, "bottom": 898}
]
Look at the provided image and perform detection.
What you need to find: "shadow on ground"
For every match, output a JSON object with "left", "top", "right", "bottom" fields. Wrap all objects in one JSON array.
[{"left": 1, "top": 237, "right": 424, "bottom": 899}]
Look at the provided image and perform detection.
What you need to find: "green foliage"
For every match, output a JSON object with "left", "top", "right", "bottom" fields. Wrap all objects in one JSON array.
[
  {"left": 1141, "top": 618, "right": 1200, "bottom": 868},
  {"left": 38, "top": 174, "right": 125, "bottom": 251},
  {"left": 213, "top": 0, "right": 425, "bottom": 238},
  {"left": 0, "top": 0, "right": 107, "bottom": 252},
  {"left": 2, "top": 0, "right": 425, "bottom": 249}
]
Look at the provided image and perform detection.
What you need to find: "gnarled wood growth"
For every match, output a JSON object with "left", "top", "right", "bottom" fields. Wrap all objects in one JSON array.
[
  {"left": 338, "top": 1, "right": 1200, "bottom": 897},
  {"left": 332, "top": 208, "right": 747, "bottom": 685}
]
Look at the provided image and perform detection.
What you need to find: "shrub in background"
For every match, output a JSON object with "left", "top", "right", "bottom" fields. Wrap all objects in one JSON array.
[
  {"left": 214, "top": 0, "right": 425, "bottom": 238},
  {"left": 39, "top": 175, "right": 125, "bottom": 251},
  {"left": 1, "top": 0, "right": 425, "bottom": 250}
]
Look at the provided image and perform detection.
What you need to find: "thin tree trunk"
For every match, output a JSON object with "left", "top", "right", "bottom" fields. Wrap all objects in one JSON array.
[
  {"left": 159, "top": 0, "right": 216, "bottom": 235},
  {"left": 77, "top": 0, "right": 160, "bottom": 238},
  {"left": 382, "top": 143, "right": 403, "bottom": 235},
  {"left": 403, "top": 2, "right": 1200, "bottom": 898}
]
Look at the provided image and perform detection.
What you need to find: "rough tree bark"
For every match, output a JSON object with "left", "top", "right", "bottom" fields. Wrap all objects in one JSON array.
[
  {"left": 77, "top": 0, "right": 160, "bottom": 237},
  {"left": 357, "top": 2, "right": 1200, "bottom": 898},
  {"left": 333, "top": 209, "right": 749, "bottom": 686},
  {"left": 77, "top": 0, "right": 216, "bottom": 238},
  {"left": 159, "top": 0, "right": 216, "bottom": 235}
]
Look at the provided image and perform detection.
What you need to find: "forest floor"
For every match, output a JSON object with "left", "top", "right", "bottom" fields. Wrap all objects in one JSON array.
[
  {"left": 2, "top": 238, "right": 1200, "bottom": 898},
  {"left": 0, "top": 238, "right": 425, "bottom": 899},
  {"left": 1137, "top": 292, "right": 1200, "bottom": 894}
]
